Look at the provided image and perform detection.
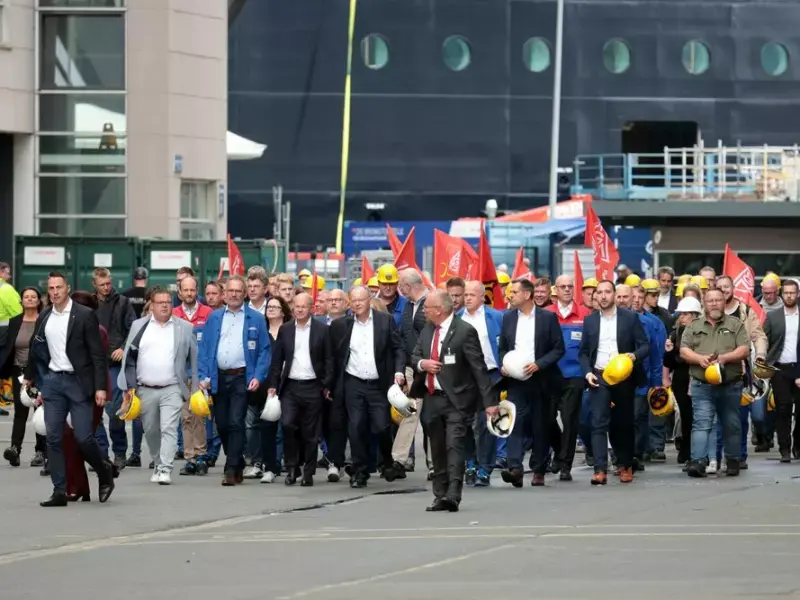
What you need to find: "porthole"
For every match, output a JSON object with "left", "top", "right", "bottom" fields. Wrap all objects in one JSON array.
[
  {"left": 603, "top": 38, "right": 631, "bottom": 74},
  {"left": 761, "top": 42, "right": 789, "bottom": 76},
  {"left": 682, "top": 40, "right": 710, "bottom": 75},
  {"left": 523, "top": 37, "right": 552, "bottom": 73},
  {"left": 443, "top": 35, "right": 472, "bottom": 71},
  {"left": 361, "top": 34, "right": 390, "bottom": 70}
]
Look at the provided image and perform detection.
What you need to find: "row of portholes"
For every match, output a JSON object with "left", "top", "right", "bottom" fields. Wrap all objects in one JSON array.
[{"left": 361, "top": 34, "right": 792, "bottom": 77}]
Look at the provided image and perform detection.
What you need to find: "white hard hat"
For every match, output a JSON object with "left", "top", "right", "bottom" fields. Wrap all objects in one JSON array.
[
  {"left": 32, "top": 406, "right": 46, "bottom": 436},
  {"left": 66, "top": 413, "right": 72, "bottom": 429},
  {"left": 260, "top": 393, "right": 281, "bottom": 422},
  {"left": 502, "top": 350, "right": 531, "bottom": 381},
  {"left": 18, "top": 375, "right": 34, "bottom": 408},
  {"left": 388, "top": 384, "right": 416, "bottom": 417},
  {"left": 675, "top": 297, "right": 702, "bottom": 314},
  {"left": 486, "top": 399, "right": 516, "bottom": 438}
]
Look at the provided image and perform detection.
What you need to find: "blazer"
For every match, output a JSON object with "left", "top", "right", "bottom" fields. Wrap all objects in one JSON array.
[
  {"left": 24, "top": 303, "right": 108, "bottom": 399},
  {"left": 579, "top": 307, "right": 650, "bottom": 387},
  {"left": 198, "top": 306, "right": 271, "bottom": 394},
  {"left": 498, "top": 306, "right": 566, "bottom": 375},
  {"left": 764, "top": 309, "right": 800, "bottom": 378},
  {"left": 456, "top": 306, "right": 503, "bottom": 367},
  {"left": 409, "top": 316, "right": 495, "bottom": 413},
  {"left": 661, "top": 292, "right": 679, "bottom": 314},
  {"left": 329, "top": 310, "right": 405, "bottom": 397},
  {"left": 0, "top": 313, "right": 23, "bottom": 378},
  {"left": 117, "top": 316, "right": 199, "bottom": 401},
  {"left": 267, "top": 318, "right": 334, "bottom": 392}
]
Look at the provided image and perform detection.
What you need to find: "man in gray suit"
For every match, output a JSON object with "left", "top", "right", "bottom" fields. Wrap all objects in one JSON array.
[{"left": 118, "top": 286, "right": 199, "bottom": 485}]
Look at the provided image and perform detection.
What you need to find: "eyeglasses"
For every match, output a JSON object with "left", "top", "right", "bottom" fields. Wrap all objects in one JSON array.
[
  {"left": 153, "top": 301, "right": 171, "bottom": 306},
  {"left": 267, "top": 305, "right": 282, "bottom": 310},
  {"left": 556, "top": 284, "right": 574, "bottom": 289}
]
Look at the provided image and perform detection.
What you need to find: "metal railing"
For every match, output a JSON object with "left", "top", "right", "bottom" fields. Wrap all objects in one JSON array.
[{"left": 572, "top": 142, "right": 800, "bottom": 202}]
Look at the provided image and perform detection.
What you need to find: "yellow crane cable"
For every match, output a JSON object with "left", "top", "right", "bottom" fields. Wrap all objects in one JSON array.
[{"left": 335, "top": 0, "right": 358, "bottom": 254}]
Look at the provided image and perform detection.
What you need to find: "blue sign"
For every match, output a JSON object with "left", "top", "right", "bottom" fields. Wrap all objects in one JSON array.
[
  {"left": 612, "top": 226, "right": 653, "bottom": 277},
  {"left": 343, "top": 221, "right": 480, "bottom": 258}
]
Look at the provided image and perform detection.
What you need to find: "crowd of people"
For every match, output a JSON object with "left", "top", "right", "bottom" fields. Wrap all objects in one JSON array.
[{"left": 0, "top": 257, "right": 797, "bottom": 512}]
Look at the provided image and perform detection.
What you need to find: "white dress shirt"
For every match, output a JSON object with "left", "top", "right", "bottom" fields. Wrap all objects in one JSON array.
[
  {"left": 346, "top": 311, "right": 380, "bottom": 380},
  {"left": 558, "top": 301, "right": 573, "bottom": 319},
  {"left": 288, "top": 320, "right": 317, "bottom": 380},
  {"left": 595, "top": 309, "right": 619, "bottom": 370},
  {"left": 657, "top": 292, "right": 671, "bottom": 310},
  {"left": 137, "top": 316, "right": 178, "bottom": 387},
  {"left": 779, "top": 308, "right": 799, "bottom": 364},
  {"left": 514, "top": 309, "right": 537, "bottom": 364},
  {"left": 249, "top": 300, "right": 267, "bottom": 315},
  {"left": 421, "top": 313, "right": 454, "bottom": 391},
  {"left": 411, "top": 292, "right": 428, "bottom": 318},
  {"left": 461, "top": 306, "right": 498, "bottom": 370},
  {"left": 45, "top": 299, "right": 75, "bottom": 372},
  {"left": 217, "top": 307, "right": 246, "bottom": 370}
]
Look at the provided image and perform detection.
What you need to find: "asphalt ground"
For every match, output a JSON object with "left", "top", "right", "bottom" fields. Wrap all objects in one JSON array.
[{"left": 1, "top": 415, "right": 799, "bottom": 600}]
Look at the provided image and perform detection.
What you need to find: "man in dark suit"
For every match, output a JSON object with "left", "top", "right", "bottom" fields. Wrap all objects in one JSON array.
[
  {"left": 268, "top": 292, "right": 334, "bottom": 486},
  {"left": 499, "top": 278, "right": 565, "bottom": 487},
  {"left": 25, "top": 272, "right": 115, "bottom": 507},
  {"left": 579, "top": 279, "right": 650, "bottom": 486},
  {"left": 656, "top": 267, "right": 679, "bottom": 314},
  {"left": 411, "top": 290, "right": 497, "bottom": 512},
  {"left": 763, "top": 278, "right": 800, "bottom": 461},
  {"left": 331, "top": 286, "right": 405, "bottom": 487}
]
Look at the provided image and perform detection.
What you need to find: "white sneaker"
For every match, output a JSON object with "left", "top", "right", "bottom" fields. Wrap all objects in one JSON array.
[
  {"left": 150, "top": 468, "right": 160, "bottom": 483},
  {"left": 244, "top": 463, "right": 263, "bottom": 479},
  {"left": 327, "top": 465, "right": 340, "bottom": 483},
  {"left": 707, "top": 459, "right": 718, "bottom": 475},
  {"left": 157, "top": 470, "right": 172, "bottom": 485},
  {"left": 260, "top": 470, "right": 276, "bottom": 484}
]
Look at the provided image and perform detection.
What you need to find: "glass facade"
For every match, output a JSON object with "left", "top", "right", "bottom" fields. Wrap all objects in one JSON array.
[
  {"left": 36, "top": 1, "right": 126, "bottom": 236},
  {"left": 180, "top": 181, "right": 215, "bottom": 240}
]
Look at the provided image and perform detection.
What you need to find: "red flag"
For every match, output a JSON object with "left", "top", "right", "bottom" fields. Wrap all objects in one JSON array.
[
  {"left": 394, "top": 226, "right": 418, "bottom": 271},
  {"left": 478, "top": 224, "right": 507, "bottom": 309},
  {"left": 432, "top": 229, "right": 478, "bottom": 287},
  {"left": 584, "top": 205, "right": 619, "bottom": 281},
  {"left": 722, "top": 244, "right": 766, "bottom": 324},
  {"left": 511, "top": 247, "right": 533, "bottom": 281},
  {"left": 227, "top": 234, "right": 245, "bottom": 276},
  {"left": 360, "top": 255, "right": 374, "bottom": 282},
  {"left": 386, "top": 224, "right": 402, "bottom": 257},
  {"left": 573, "top": 250, "right": 584, "bottom": 292}
]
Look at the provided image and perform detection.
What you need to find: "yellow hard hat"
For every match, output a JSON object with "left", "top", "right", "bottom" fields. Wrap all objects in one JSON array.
[
  {"left": 117, "top": 390, "right": 141, "bottom": 421},
  {"left": 767, "top": 389, "right": 775, "bottom": 412},
  {"left": 678, "top": 274, "right": 692, "bottom": 284},
  {"left": 189, "top": 389, "right": 211, "bottom": 418},
  {"left": 390, "top": 406, "right": 405, "bottom": 426},
  {"left": 740, "top": 390, "right": 754, "bottom": 407},
  {"left": 675, "top": 283, "right": 685, "bottom": 297},
  {"left": 624, "top": 274, "right": 641, "bottom": 287},
  {"left": 302, "top": 275, "right": 326, "bottom": 290},
  {"left": 763, "top": 272, "right": 781, "bottom": 287},
  {"left": 298, "top": 269, "right": 312, "bottom": 279},
  {"left": 641, "top": 278, "right": 659, "bottom": 293},
  {"left": 602, "top": 354, "right": 634, "bottom": 386},
  {"left": 704, "top": 363, "right": 723, "bottom": 385},
  {"left": 376, "top": 264, "right": 399, "bottom": 284},
  {"left": 497, "top": 271, "right": 511, "bottom": 285},
  {"left": 648, "top": 387, "right": 676, "bottom": 417},
  {"left": 690, "top": 275, "right": 709, "bottom": 290},
  {"left": 505, "top": 283, "right": 513, "bottom": 301},
  {"left": 367, "top": 276, "right": 379, "bottom": 288},
  {"left": 582, "top": 277, "right": 598, "bottom": 289},
  {"left": 550, "top": 285, "right": 557, "bottom": 297},
  {"left": 353, "top": 278, "right": 362, "bottom": 287}
]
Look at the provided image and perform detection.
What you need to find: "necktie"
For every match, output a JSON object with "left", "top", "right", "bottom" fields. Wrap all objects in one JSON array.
[{"left": 427, "top": 325, "right": 441, "bottom": 395}]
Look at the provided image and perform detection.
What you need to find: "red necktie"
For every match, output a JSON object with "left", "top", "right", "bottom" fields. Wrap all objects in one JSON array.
[{"left": 427, "top": 325, "right": 441, "bottom": 395}]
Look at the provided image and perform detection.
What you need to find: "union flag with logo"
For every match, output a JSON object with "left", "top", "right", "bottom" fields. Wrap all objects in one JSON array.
[
  {"left": 583, "top": 204, "right": 619, "bottom": 281},
  {"left": 432, "top": 229, "right": 478, "bottom": 287},
  {"left": 722, "top": 244, "right": 766, "bottom": 324}
]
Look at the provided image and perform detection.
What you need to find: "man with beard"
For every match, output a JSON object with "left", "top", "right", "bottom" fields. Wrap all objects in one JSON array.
[{"left": 680, "top": 288, "right": 749, "bottom": 478}]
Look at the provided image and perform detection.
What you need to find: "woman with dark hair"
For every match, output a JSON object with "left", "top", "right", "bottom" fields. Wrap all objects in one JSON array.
[{"left": 0, "top": 287, "right": 47, "bottom": 470}]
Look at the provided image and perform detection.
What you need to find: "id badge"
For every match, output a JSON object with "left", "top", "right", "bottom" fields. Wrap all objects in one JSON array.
[
  {"left": 247, "top": 340, "right": 256, "bottom": 350},
  {"left": 444, "top": 353, "right": 456, "bottom": 365}
]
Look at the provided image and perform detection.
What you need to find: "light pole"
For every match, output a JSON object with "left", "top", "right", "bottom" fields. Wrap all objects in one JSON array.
[{"left": 547, "top": 0, "right": 565, "bottom": 219}]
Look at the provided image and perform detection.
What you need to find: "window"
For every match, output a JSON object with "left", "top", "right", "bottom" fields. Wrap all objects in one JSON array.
[
  {"left": 40, "top": 14, "right": 125, "bottom": 90},
  {"left": 761, "top": 42, "right": 789, "bottom": 76},
  {"left": 180, "top": 181, "right": 212, "bottom": 220},
  {"left": 443, "top": 36, "right": 471, "bottom": 72},
  {"left": 39, "top": 93, "right": 125, "bottom": 134},
  {"left": 603, "top": 39, "right": 631, "bottom": 74},
  {"left": 181, "top": 224, "right": 215, "bottom": 241},
  {"left": 522, "top": 37, "right": 552, "bottom": 73},
  {"left": 39, "top": 0, "right": 125, "bottom": 6},
  {"left": 39, "top": 217, "right": 125, "bottom": 237},
  {"left": 38, "top": 176, "right": 125, "bottom": 215},
  {"left": 39, "top": 134, "right": 125, "bottom": 174},
  {"left": 682, "top": 40, "right": 710, "bottom": 75},
  {"left": 361, "top": 34, "right": 389, "bottom": 70}
]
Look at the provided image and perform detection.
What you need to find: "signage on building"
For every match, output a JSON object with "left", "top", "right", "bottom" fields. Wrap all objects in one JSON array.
[{"left": 24, "top": 246, "right": 66, "bottom": 266}]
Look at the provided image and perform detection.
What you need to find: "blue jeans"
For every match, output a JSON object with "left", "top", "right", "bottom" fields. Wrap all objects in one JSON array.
[
  {"left": 104, "top": 364, "right": 128, "bottom": 458},
  {"left": 214, "top": 372, "right": 248, "bottom": 473},
  {"left": 715, "top": 404, "right": 750, "bottom": 462},
  {"left": 649, "top": 413, "right": 666, "bottom": 452},
  {"left": 634, "top": 393, "right": 650, "bottom": 456},
  {"left": 690, "top": 380, "right": 742, "bottom": 463},
  {"left": 177, "top": 424, "right": 184, "bottom": 453},
  {"left": 205, "top": 407, "right": 221, "bottom": 461}
]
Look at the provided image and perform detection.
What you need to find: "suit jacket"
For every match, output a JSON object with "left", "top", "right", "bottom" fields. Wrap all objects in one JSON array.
[
  {"left": 24, "top": 303, "right": 107, "bottom": 399},
  {"left": 579, "top": 307, "right": 650, "bottom": 386},
  {"left": 410, "top": 316, "right": 495, "bottom": 413},
  {"left": 330, "top": 310, "right": 405, "bottom": 397},
  {"left": 117, "top": 316, "right": 199, "bottom": 400},
  {"left": 267, "top": 318, "right": 334, "bottom": 392},
  {"left": 0, "top": 313, "right": 23, "bottom": 378},
  {"left": 764, "top": 309, "right": 800, "bottom": 378},
  {"left": 497, "top": 306, "right": 565, "bottom": 375},
  {"left": 661, "top": 292, "right": 679, "bottom": 313}
]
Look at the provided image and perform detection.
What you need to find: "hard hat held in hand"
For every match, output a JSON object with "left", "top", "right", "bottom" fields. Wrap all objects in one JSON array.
[
  {"left": 487, "top": 399, "right": 516, "bottom": 438},
  {"left": 117, "top": 389, "right": 142, "bottom": 421},
  {"left": 390, "top": 406, "right": 405, "bottom": 426},
  {"left": 189, "top": 389, "right": 211, "bottom": 418},
  {"left": 502, "top": 350, "right": 532, "bottom": 381},
  {"left": 33, "top": 406, "right": 46, "bottom": 436},
  {"left": 753, "top": 359, "right": 778, "bottom": 381},
  {"left": 17, "top": 375, "right": 36, "bottom": 408},
  {"left": 648, "top": 386, "right": 675, "bottom": 417},
  {"left": 260, "top": 393, "right": 281, "bottom": 422},
  {"left": 704, "top": 363, "right": 723, "bottom": 385},
  {"left": 388, "top": 384, "right": 416, "bottom": 417},
  {"left": 602, "top": 354, "right": 634, "bottom": 386}
]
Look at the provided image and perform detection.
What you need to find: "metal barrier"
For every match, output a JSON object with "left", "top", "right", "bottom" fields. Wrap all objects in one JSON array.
[{"left": 572, "top": 143, "right": 800, "bottom": 202}]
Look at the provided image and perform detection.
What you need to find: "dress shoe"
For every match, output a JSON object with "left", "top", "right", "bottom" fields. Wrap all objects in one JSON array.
[
  {"left": 590, "top": 471, "right": 607, "bottom": 486},
  {"left": 780, "top": 449, "right": 792, "bottom": 463},
  {"left": 40, "top": 493, "right": 68, "bottom": 507},
  {"left": 726, "top": 459, "right": 740, "bottom": 477},
  {"left": 285, "top": 473, "right": 297, "bottom": 486},
  {"left": 221, "top": 473, "right": 237, "bottom": 486},
  {"left": 559, "top": 470, "right": 573, "bottom": 482},
  {"left": 350, "top": 477, "right": 366, "bottom": 489},
  {"left": 687, "top": 461, "right": 707, "bottom": 478},
  {"left": 392, "top": 461, "right": 408, "bottom": 479},
  {"left": 500, "top": 468, "right": 524, "bottom": 488},
  {"left": 530, "top": 473, "right": 545, "bottom": 487},
  {"left": 425, "top": 498, "right": 459, "bottom": 512},
  {"left": 300, "top": 477, "right": 314, "bottom": 487},
  {"left": 207, "top": 457, "right": 217, "bottom": 468},
  {"left": 383, "top": 465, "right": 398, "bottom": 482},
  {"left": 66, "top": 492, "right": 91, "bottom": 502},
  {"left": 125, "top": 454, "right": 141, "bottom": 468},
  {"left": 619, "top": 467, "right": 634, "bottom": 483}
]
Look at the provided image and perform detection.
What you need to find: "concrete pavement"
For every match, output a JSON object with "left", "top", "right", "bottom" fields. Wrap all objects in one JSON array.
[{"left": 1, "top": 416, "right": 800, "bottom": 599}]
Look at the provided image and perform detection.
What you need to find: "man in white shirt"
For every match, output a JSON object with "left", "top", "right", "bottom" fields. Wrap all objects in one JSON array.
[
  {"left": 656, "top": 266, "right": 678, "bottom": 312},
  {"left": 118, "top": 287, "right": 199, "bottom": 485},
  {"left": 763, "top": 279, "right": 800, "bottom": 462}
]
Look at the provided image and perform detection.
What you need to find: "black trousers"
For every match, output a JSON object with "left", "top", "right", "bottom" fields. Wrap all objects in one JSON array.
[
  {"left": 345, "top": 375, "right": 392, "bottom": 478},
  {"left": 10, "top": 366, "right": 46, "bottom": 454},
  {"left": 672, "top": 366, "right": 692, "bottom": 461},
  {"left": 507, "top": 376, "right": 551, "bottom": 474},
  {"left": 589, "top": 375, "right": 636, "bottom": 472},
  {"left": 281, "top": 379, "right": 323, "bottom": 478},
  {"left": 421, "top": 391, "right": 469, "bottom": 504},
  {"left": 323, "top": 385, "right": 348, "bottom": 468},
  {"left": 556, "top": 377, "right": 585, "bottom": 470},
  {"left": 771, "top": 365, "right": 800, "bottom": 452}
]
